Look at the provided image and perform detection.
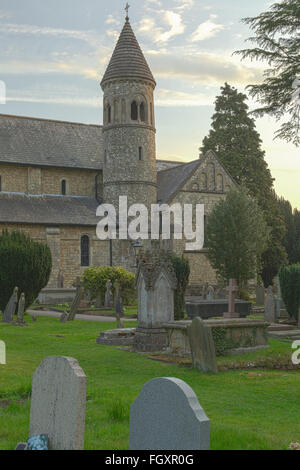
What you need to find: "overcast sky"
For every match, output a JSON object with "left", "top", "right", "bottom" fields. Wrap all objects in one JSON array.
[{"left": 0, "top": 0, "right": 299, "bottom": 209}]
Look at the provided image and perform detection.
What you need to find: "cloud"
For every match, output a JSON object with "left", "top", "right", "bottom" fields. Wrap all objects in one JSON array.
[
  {"left": 190, "top": 16, "right": 225, "bottom": 42},
  {"left": 0, "top": 22, "right": 103, "bottom": 49},
  {"left": 138, "top": 11, "right": 185, "bottom": 43},
  {"left": 174, "top": 0, "right": 194, "bottom": 11},
  {"left": 0, "top": 10, "right": 11, "bottom": 19},
  {"left": 148, "top": 50, "right": 264, "bottom": 86},
  {"left": 156, "top": 88, "right": 213, "bottom": 106},
  {"left": 105, "top": 14, "right": 120, "bottom": 26}
]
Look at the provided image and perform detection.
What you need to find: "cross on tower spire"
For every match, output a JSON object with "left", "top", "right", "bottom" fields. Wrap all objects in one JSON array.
[{"left": 125, "top": 2, "right": 130, "bottom": 21}]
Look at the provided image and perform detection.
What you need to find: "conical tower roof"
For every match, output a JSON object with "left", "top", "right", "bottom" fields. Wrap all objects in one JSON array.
[{"left": 101, "top": 18, "right": 156, "bottom": 88}]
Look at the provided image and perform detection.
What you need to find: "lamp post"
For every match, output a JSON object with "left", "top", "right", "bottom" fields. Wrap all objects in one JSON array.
[{"left": 131, "top": 239, "right": 143, "bottom": 268}]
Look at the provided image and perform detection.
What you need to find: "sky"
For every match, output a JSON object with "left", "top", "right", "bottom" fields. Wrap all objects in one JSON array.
[{"left": 0, "top": 0, "right": 299, "bottom": 209}]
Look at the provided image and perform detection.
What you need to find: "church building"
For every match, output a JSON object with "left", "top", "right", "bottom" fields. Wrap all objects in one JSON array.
[{"left": 0, "top": 13, "right": 235, "bottom": 289}]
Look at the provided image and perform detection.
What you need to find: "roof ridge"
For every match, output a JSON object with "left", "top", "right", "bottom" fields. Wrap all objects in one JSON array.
[
  {"left": 0, "top": 113, "right": 102, "bottom": 128},
  {"left": 158, "top": 159, "right": 200, "bottom": 174}
]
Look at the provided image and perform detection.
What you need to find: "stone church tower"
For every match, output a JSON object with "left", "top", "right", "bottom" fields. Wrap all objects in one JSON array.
[{"left": 100, "top": 14, "right": 157, "bottom": 212}]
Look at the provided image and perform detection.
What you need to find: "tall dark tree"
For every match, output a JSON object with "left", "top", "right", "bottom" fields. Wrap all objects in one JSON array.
[
  {"left": 201, "top": 83, "right": 287, "bottom": 286},
  {"left": 235, "top": 0, "right": 300, "bottom": 146},
  {"left": 277, "top": 196, "right": 296, "bottom": 263}
]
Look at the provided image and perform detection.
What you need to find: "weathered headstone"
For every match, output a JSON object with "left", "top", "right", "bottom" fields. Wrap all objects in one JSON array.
[
  {"left": 207, "top": 285, "right": 215, "bottom": 301},
  {"left": 129, "top": 377, "right": 210, "bottom": 450},
  {"left": 14, "top": 293, "right": 27, "bottom": 326},
  {"left": 60, "top": 312, "right": 68, "bottom": 323},
  {"left": 134, "top": 256, "right": 177, "bottom": 351},
  {"left": 114, "top": 281, "right": 124, "bottom": 317},
  {"left": 2, "top": 287, "right": 18, "bottom": 323},
  {"left": 223, "top": 279, "right": 239, "bottom": 319},
  {"left": 264, "top": 286, "right": 275, "bottom": 323},
  {"left": 67, "top": 277, "right": 84, "bottom": 321},
  {"left": 29, "top": 356, "right": 86, "bottom": 450},
  {"left": 104, "top": 280, "right": 113, "bottom": 308},
  {"left": 201, "top": 282, "right": 208, "bottom": 300},
  {"left": 188, "top": 317, "right": 218, "bottom": 374},
  {"left": 255, "top": 285, "right": 265, "bottom": 306}
]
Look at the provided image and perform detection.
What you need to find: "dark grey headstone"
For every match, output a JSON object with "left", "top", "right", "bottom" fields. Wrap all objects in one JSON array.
[
  {"left": 129, "top": 377, "right": 210, "bottom": 450},
  {"left": 188, "top": 317, "right": 218, "bottom": 374}
]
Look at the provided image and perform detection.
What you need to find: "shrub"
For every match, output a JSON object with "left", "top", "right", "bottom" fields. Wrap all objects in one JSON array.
[
  {"left": 0, "top": 230, "right": 52, "bottom": 311},
  {"left": 83, "top": 266, "right": 136, "bottom": 306},
  {"left": 279, "top": 264, "right": 300, "bottom": 321}
]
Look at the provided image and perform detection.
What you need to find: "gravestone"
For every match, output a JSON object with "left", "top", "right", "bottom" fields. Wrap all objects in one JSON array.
[
  {"left": 264, "top": 286, "right": 275, "bottom": 323},
  {"left": 29, "top": 356, "right": 86, "bottom": 450},
  {"left": 104, "top": 280, "right": 113, "bottom": 308},
  {"left": 60, "top": 313, "right": 68, "bottom": 323},
  {"left": 129, "top": 377, "right": 210, "bottom": 450},
  {"left": 207, "top": 285, "right": 215, "bottom": 301},
  {"left": 114, "top": 281, "right": 124, "bottom": 317},
  {"left": 188, "top": 317, "right": 218, "bottom": 374},
  {"left": 201, "top": 283, "right": 208, "bottom": 300},
  {"left": 134, "top": 256, "right": 177, "bottom": 351},
  {"left": 67, "top": 278, "right": 84, "bottom": 321},
  {"left": 2, "top": 287, "right": 18, "bottom": 323},
  {"left": 255, "top": 286, "right": 265, "bottom": 306},
  {"left": 14, "top": 293, "right": 27, "bottom": 326},
  {"left": 223, "top": 279, "right": 239, "bottom": 319}
]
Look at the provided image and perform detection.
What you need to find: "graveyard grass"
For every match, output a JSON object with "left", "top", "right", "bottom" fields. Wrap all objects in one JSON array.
[{"left": 1, "top": 315, "right": 300, "bottom": 450}]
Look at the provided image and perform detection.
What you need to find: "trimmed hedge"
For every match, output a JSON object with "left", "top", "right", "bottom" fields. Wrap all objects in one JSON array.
[
  {"left": 0, "top": 230, "right": 52, "bottom": 311},
  {"left": 279, "top": 264, "right": 300, "bottom": 321},
  {"left": 83, "top": 266, "right": 136, "bottom": 306}
]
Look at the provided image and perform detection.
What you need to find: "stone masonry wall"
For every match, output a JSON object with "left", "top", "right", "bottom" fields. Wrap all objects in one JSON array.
[
  {"left": 0, "top": 163, "right": 99, "bottom": 197},
  {"left": 0, "top": 223, "right": 108, "bottom": 288}
]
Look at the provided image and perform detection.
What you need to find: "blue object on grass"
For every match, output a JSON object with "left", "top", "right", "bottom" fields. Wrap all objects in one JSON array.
[{"left": 27, "top": 434, "right": 49, "bottom": 450}]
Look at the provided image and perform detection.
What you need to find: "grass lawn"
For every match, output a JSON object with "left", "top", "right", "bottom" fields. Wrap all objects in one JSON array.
[{"left": 0, "top": 314, "right": 299, "bottom": 450}]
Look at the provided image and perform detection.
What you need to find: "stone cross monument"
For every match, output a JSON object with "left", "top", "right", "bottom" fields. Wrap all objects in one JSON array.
[{"left": 223, "top": 279, "right": 239, "bottom": 319}]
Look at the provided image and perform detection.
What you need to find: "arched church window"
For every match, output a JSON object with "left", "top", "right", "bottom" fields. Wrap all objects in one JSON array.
[
  {"left": 192, "top": 183, "right": 199, "bottom": 191},
  {"left": 81, "top": 235, "right": 90, "bottom": 267},
  {"left": 107, "top": 105, "right": 111, "bottom": 124},
  {"left": 131, "top": 101, "right": 138, "bottom": 121},
  {"left": 150, "top": 102, "right": 153, "bottom": 125},
  {"left": 140, "top": 102, "right": 146, "bottom": 122},
  {"left": 0, "top": 176, "right": 2, "bottom": 192},
  {"left": 61, "top": 179, "right": 67, "bottom": 195}
]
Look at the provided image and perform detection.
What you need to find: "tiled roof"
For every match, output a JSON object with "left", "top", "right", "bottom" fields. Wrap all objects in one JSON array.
[
  {"left": 0, "top": 114, "right": 103, "bottom": 170},
  {"left": 0, "top": 193, "right": 99, "bottom": 226},
  {"left": 157, "top": 159, "right": 201, "bottom": 203},
  {"left": 101, "top": 19, "right": 155, "bottom": 87}
]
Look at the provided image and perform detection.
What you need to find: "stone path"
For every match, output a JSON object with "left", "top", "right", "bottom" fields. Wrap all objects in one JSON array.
[{"left": 27, "top": 310, "right": 137, "bottom": 323}]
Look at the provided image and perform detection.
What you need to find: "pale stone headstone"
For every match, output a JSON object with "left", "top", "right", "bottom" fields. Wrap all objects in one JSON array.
[
  {"left": 104, "top": 280, "right": 113, "bottom": 308},
  {"left": 2, "top": 287, "right": 18, "bottom": 323},
  {"left": 129, "top": 377, "right": 210, "bottom": 450},
  {"left": 188, "top": 317, "right": 218, "bottom": 374},
  {"left": 67, "top": 278, "right": 84, "bottom": 321},
  {"left": 264, "top": 286, "right": 275, "bottom": 323},
  {"left": 223, "top": 279, "right": 239, "bottom": 318},
  {"left": 207, "top": 285, "right": 215, "bottom": 301},
  {"left": 29, "top": 356, "right": 86, "bottom": 450}
]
